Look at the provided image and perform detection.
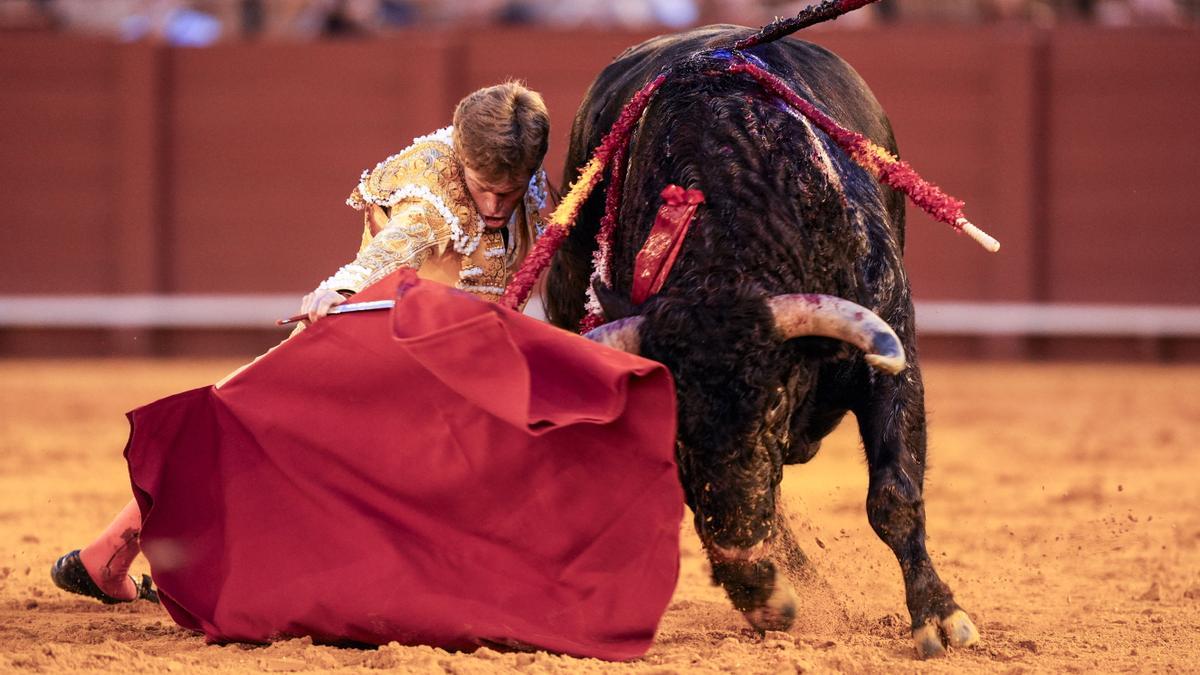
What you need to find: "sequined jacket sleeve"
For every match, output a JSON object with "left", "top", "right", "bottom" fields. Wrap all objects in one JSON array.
[{"left": 316, "top": 200, "right": 452, "bottom": 294}]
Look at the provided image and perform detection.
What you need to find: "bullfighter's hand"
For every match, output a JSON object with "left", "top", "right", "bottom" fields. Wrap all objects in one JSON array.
[{"left": 300, "top": 289, "right": 348, "bottom": 324}]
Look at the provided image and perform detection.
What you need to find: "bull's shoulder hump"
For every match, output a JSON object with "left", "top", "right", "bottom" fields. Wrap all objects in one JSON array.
[
  {"left": 755, "top": 37, "right": 858, "bottom": 78},
  {"left": 595, "top": 25, "right": 743, "bottom": 101},
  {"left": 755, "top": 36, "right": 891, "bottom": 143},
  {"left": 608, "top": 24, "right": 754, "bottom": 67}
]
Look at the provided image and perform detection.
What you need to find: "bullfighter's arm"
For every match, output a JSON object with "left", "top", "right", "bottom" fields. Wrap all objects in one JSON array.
[{"left": 315, "top": 200, "right": 453, "bottom": 295}]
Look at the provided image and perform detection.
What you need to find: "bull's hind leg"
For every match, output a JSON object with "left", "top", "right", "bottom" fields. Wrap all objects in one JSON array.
[{"left": 856, "top": 367, "right": 980, "bottom": 658}]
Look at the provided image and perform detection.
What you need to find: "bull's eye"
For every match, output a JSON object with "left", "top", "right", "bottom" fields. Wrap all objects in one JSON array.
[
  {"left": 766, "top": 386, "right": 788, "bottom": 422},
  {"left": 761, "top": 385, "right": 792, "bottom": 450}
]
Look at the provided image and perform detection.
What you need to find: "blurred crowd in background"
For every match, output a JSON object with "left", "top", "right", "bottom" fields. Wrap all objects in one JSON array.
[{"left": 2, "top": 0, "right": 1196, "bottom": 45}]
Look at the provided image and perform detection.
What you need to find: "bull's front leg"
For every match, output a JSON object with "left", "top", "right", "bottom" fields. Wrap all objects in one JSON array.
[
  {"left": 856, "top": 366, "right": 980, "bottom": 658},
  {"left": 682, "top": 443, "right": 799, "bottom": 633}
]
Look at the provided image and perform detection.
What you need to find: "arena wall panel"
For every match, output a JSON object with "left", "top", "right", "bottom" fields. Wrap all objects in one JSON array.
[
  {"left": 163, "top": 34, "right": 457, "bottom": 294},
  {"left": 1044, "top": 29, "right": 1200, "bottom": 305},
  {"left": 0, "top": 36, "right": 121, "bottom": 294}
]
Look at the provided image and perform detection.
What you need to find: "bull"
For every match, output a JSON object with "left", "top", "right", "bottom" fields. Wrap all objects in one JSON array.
[{"left": 541, "top": 17, "right": 984, "bottom": 659}]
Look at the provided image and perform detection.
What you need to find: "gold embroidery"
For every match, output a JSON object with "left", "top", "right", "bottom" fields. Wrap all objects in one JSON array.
[
  {"left": 328, "top": 128, "right": 543, "bottom": 302},
  {"left": 356, "top": 139, "right": 481, "bottom": 246},
  {"left": 642, "top": 232, "right": 674, "bottom": 259},
  {"left": 463, "top": 229, "right": 509, "bottom": 302},
  {"left": 339, "top": 204, "right": 447, "bottom": 292}
]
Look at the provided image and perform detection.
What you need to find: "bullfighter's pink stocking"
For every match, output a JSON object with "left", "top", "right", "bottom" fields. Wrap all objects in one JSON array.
[{"left": 79, "top": 498, "right": 142, "bottom": 601}]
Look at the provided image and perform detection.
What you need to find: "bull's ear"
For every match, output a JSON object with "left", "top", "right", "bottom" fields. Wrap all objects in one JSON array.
[{"left": 593, "top": 280, "right": 638, "bottom": 320}]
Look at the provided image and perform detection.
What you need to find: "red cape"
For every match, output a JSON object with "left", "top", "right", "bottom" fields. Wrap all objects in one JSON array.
[{"left": 125, "top": 270, "right": 682, "bottom": 660}]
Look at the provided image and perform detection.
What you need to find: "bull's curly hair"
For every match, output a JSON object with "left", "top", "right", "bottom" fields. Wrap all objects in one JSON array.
[{"left": 589, "top": 69, "right": 866, "bottom": 455}]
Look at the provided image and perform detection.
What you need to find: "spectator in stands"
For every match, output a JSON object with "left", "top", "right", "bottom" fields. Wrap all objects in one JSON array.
[
  {"left": 702, "top": 0, "right": 882, "bottom": 28},
  {"left": 15, "top": 0, "right": 1199, "bottom": 38},
  {"left": 0, "top": 0, "right": 58, "bottom": 31},
  {"left": 1093, "top": 0, "right": 1186, "bottom": 24}
]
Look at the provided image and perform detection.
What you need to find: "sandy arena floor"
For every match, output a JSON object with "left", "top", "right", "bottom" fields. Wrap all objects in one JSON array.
[{"left": 1, "top": 359, "right": 1198, "bottom": 673}]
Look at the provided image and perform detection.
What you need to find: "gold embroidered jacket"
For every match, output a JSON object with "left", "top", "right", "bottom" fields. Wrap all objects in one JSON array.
[{"left": 317, "top": 126, "right": 547, "bottom": 304}]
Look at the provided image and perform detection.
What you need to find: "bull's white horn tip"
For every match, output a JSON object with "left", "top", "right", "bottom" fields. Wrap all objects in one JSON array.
[{"left": 865, "top": 353, "right": 907, "bottom": 375}]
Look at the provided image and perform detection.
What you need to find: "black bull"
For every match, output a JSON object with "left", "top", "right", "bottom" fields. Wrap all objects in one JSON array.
[{"left": 544, "top": 25, "right": 981, "bottom": 657}]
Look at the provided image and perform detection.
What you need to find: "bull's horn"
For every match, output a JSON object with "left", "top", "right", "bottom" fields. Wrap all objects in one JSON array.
[
  {"left": 767, "top": 294, "right": 906, "bottom": 374},
  {"left": 584, "top": 316, "right": 644, "bottom": 355}
]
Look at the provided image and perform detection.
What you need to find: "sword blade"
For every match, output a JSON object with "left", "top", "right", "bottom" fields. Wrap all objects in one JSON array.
[{"left": 276, "top": 300, "right": 396, "bottom": 326}]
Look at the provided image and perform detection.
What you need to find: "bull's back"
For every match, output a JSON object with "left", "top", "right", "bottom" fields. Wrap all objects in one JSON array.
[
  {"left": 569, "top": 25, "right": 896, "bottom": 180},
  {"left": 552, "top": 25, "right": 908, "bottom": 329}
]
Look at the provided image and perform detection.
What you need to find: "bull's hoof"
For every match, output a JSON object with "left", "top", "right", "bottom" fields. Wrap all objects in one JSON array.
[
  {"left": 742, "top": 575, "right": 798, "bottom": 633},
  {"left": 941, "top": 609, "right": 980, "bottom": 648},
  {"left": 913, "top": 621, "right": 947, "bottom": 659},
  {"left": 911, "top": 610, "right": 980, "bottom": 659}
]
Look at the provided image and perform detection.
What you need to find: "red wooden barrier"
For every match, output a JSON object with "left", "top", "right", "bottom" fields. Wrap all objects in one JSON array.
[
  {"left": 0, "top": 36, "right": 121, "bottom": 294},
  {"left": 165, "top": 34, "right": 458, "bottom": 293},
  {"left": 1044, "top": 28, "right": 1200, "bottom": 305}
]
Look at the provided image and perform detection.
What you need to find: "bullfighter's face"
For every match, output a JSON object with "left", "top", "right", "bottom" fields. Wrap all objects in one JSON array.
[{"left": 463, "top": 166, "right": 530, "bottom": 230}]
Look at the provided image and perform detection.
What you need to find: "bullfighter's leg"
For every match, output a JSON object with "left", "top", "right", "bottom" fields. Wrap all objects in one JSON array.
[
  {"left": 685, "top": 447, "right": 799, "bottom": 633},
  {"left": 856, "top": 368, "right": 980, "bottom": 658},
  {"left": 55, "top": 498, "right": 143, "bottom": 601}
]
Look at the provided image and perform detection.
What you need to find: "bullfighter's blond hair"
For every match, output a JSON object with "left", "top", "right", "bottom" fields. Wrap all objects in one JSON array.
[{"left": 452, "top": 81, "right": 550, "bottom": 184}]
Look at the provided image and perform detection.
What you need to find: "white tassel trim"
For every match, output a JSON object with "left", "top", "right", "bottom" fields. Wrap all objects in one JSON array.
[
  {"left": 317, "top": 263, "right": 372, "bottom": 293},
  {"left": 459, "top": 284, "right": 506, "bottom": 296}
]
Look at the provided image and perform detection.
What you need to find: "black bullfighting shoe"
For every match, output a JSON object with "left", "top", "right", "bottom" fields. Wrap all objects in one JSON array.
[{"left": 50, "top": 549, "right": 159, "bottom": 605}]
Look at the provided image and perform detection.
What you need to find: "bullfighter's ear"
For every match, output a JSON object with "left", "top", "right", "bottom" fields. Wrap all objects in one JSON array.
[{"left": 593, "top": 280, "right": 638, "bottom": 320}]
